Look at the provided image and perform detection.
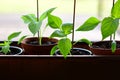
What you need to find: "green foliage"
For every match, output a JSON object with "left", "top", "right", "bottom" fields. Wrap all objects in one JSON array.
[
  {"left": 50, "top": 45, "right": 58, "bottom": 55},
  {"left": 101, "top": 17, "right": 119, "bottom": 40},
  {"left": 48, "top": 14, "right": 73, "bottom": 38},
  {"left": 18, "top": 35, "right": 28, "bottom": 45},
  {"left": 8, "top": 32, "right": 21, "bottom": 41},
  {"left": 75, "top": 0, "right": 120, "bottom": 53},
  {"left": 111, "top": 0, "right": 120, "bottom": 18},
  {"left": 21, "top": 7, "right": 56, "bottom": 45},
  {"left": 76, "top": 17, "right": 100, "bottom": 31},
  {"left": 62, "top": 23, "right": 73, "bottom": 35},
  {"left": 74, "top": 38, "right": 92, "bottom": 46},
  {"left": 28, "top": 21, "right": 41, "bottom": 36},
  {"left": 50, "top": 30, "right": 66, "bottom": 38},
  {"left": 48, "top": 14, "right": 62, "bottom": 29},
  {"left": 48, "top": 14, "right": 73, "bottom": 58},
  {"left": 50, "top": 23, "right": 73, "bottom": 38},
  {"left": 111, "top": 40, "right": 116, "bottom": 53},
  {"left": 58, "top": 38, "right": 72, "bottom": 58},
  {"left": 40, "top": 7, "right": 56, "bottom": 21},
  {"left": 21, "top": 14, "right": 37, "bottom": 24},
  {"left": 76, "top": 0, "right": 120, "bottom": 40},
  {"left": 0, "top": 41, "right": 10, "bottom": 55},
  {"left": 0, "top": 32, "right": 21, "bottom": 54}
]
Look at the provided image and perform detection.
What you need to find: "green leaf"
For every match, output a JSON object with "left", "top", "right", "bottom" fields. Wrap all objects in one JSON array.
[
  {"left": 111, "top": 40, "right": 116, "bottom": 53},
  {"left": 21, "top": 14, "right": 37, "bottom": 24},
  {"left": 75, "top": 38, "right": 92, "bottom": 46},
  {"left": 0, "top": 43, "right": 5, "bottom": 46},
  {"left": 58, "top": 38, "right": 72, "bottom": 58},
  {"left": 18, "top": 35, "right": 28, "bottom": 44},
  {"left": 8, "top": 32, "right": 21, "bottom": 41},
  {"left": 50, "top": 30, "right": 66, "bottom": 38},
  {"left": 76, "top": 17, "right": 100, "bottom": 31},
  {"left": 101, "top": 17, "right": 119, "bottom": 40},
  {"left": 0, "top": 45, "right": 10, "bottom": 55},
  {"left": 28, "top": 21, "right": 42, "bottom": 36},
  {"left": 40, "top": 7, "right": 56, "bottom": 21},
  {"left": 48, "top": 14, "right": 62, "bottom": 29},
  {"left": 111, "top": 0, "right": 120, "bottom": 18},
  {"left": 62, "top": 23, "right": 73, "bottom": 35},
  {"left": 50, "top": 45, "right": 58, "bottom": 55},
  {"left": 0, "top": 41, "right": 10, "bottom": 54}
]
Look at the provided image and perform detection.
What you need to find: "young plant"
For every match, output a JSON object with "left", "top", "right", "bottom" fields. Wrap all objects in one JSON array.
[
  {"left": 21, "top": 7, "right": 56, "bottom": 45},
  {"left": 76, "top": 0, "right": 120, "bottom": 53},
  {"left": 48, "top": 14, "right": 73, "bottom": 58},
  {"left": 0, "top": 32, "right": 21, "bottom": 54}
]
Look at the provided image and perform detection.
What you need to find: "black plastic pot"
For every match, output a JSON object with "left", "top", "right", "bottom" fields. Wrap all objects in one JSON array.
[
  {"left": 0, "top": 46, "right": 23, "bottom": 55},
  {"left": 55, "top": 48, "right": 92, "bottom": 55}
]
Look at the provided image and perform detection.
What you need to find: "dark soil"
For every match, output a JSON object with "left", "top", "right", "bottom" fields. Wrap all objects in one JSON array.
[
  {"left": 27, "top": 40, "right": 55, "bottom": 46},
  {"left": 70, "top": 48, "right": 92, "bottom": 55},
  {"left": 55, "top": 48, "right": 92, "bottom": 55},
  {"left": 0, "top": 46, "right": 22, "bottom": 55},
  {"left": 92, "top": 41, "right": 120, "bottom": 49}
]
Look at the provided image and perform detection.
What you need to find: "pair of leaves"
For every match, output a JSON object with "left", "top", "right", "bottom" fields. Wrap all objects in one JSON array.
[
  {"left": 0, "top": 41, "right": 10, "bottom": 55},
  {"left": 50, "top": 23, "right": 73, "bottom": 38},
  {"left": 101, "top": 17, "right": 119, "bottom": 40},
  {"left": 48, "top": 14, "right": 73, "bottom": 58},
  {"left": 21, "top": 7, "right": 56, "bottom": 36},
  {"left": 51, "top": 38, "right": 72, "bottom": 58},
  {"left": 40, "top": 7, "right": 56, "bottom": 21},
  {"left": 8, "top": 32, "right": 27, "bottom": 45},
  {"left": 48, "top": 14, "right": 73, "bottom": 38},
  {"left": 0, "top": 32, "right": 21, "bottom": 54},
  {"left": 76, "top": 16, "right": 119, "bottom": 40}
]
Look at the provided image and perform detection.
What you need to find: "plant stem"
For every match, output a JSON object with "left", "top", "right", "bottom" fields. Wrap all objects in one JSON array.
[
  {"left": 110, "top": 0, "right": 115, "bottom": 41},
  {"left": 39, "top": 29, "right": 42, "bottom": 45},
  {"left": 113, "top": 0, "right": 115, "bottom": 41},
  {"left": 110, "top": 35, "right": 112, "bottom": 41},
  {"left": 37, "top": 0, "right": 40, "bottom": 45},
  {"left": 113, "top": 0, "right": 115, "bottom": 7},
  {"left": 72, "top": 0, "right": 76, "bottom": 49},
  {"left": 113, "top": 33, "right": 116, "bottom": 40}
]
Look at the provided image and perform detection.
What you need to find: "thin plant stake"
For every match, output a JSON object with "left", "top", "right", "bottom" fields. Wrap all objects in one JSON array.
[
  {"left": 113, "top": 0, "right": 115, "bottom": 6},
  {"left": 72, "top": 0, "right": 76, "bottom": 49},
  {"left": 37, "top": 0, "right": 40, "bottom": 44},
  {"left": 98, "top": 0, "right": 104, "bottom": 18}
]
